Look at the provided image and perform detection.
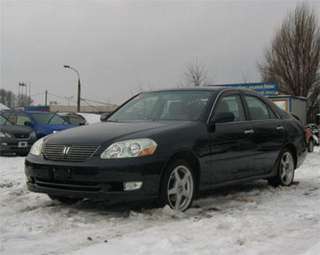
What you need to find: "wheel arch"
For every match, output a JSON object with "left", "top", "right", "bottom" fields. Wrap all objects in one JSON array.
[
  {"left": 160, "top": 150, "right": 201, "bottom": 195},
  {"left": 283, "top": 143, "right": 298, "bottom": 169}
]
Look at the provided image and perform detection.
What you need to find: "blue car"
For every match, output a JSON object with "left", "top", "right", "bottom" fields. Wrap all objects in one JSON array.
[{"left": 0, "top": 110, "right": 76, "bottom": 138}]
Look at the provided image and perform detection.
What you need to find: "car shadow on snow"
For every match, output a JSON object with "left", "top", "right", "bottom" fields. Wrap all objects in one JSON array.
[{"left": 47, "top": 179, "right": 294, "bottom": 217}]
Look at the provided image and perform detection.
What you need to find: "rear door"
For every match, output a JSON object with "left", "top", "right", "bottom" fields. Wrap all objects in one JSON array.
[
  {"left": 206, "top": 92, "right": 256, "bottom": 184},
  {"left": 242, "top": 94, "right": 285, "bottom": 175}
]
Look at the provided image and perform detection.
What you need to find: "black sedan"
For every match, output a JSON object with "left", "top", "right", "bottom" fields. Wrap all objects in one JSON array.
[
  {"left": 25, "top": 88, "right": 307, "bottom": 211},
  {"left": 0, "top": 115, "right": 37, "bottom": 156}
]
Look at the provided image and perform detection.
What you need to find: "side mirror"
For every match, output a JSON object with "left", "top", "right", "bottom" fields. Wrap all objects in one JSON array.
[
  {"left": 208, "top": 112, "right": 235, "bottom": 132},
  {"left": 100, "top": 112, "right": 111, "bottom": 122},
  {"left": 24, "top": 121, "right": 33, "bottom": 127},
  {"left": 214, "top": 112, "right": 235, "bottom": 124}
]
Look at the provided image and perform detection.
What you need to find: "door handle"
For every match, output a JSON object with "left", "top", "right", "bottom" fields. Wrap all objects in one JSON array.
[
  {"left": 276, "top": 126, "right": 284, "bottom": 131},
  {"left": 244, "top": 129, "right": 255, "bottom": 135}
]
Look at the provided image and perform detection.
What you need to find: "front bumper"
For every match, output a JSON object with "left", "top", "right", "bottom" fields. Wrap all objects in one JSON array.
[
  {"left": 0, "top": 137, "right": 36, "bottom": 155},
  {"left": 25, "top": 154, "right": 166, "bottom": 202}
]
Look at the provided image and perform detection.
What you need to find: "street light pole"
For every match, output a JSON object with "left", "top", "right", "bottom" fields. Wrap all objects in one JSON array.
[
  {"left": 18, "top": 82, "right": 27, "bottom": 107},
  {"left": 63, "top": 65, "right": 81, "bottom": 112}
]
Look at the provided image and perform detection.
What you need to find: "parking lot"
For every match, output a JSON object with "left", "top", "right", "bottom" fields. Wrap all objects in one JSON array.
[{"left": 1, "top": 149, "right": 320, "bottom": 255}]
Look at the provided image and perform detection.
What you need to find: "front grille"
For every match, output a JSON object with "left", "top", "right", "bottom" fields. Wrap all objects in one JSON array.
[
  {"left": 43, "top": 144, "right": 99, "bottom": 162},
  {"left": 14, "top": 133, "right": 30, "bottom": 139}
]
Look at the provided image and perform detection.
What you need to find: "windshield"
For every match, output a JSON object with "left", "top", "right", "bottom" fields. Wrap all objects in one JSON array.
[
  {"left": 108, "top": 91, "right": 212, "bottom": 122},
  {"left": 30, "top": 112, "right": 66, "bottom": 125},
  {"left": 0, "top": 115, "right": 11, "bottom": 125}
]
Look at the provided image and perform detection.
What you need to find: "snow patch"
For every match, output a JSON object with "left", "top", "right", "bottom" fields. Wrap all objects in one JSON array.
[{"left": 1, "top": 149, "right": 320, "bottom": 255}]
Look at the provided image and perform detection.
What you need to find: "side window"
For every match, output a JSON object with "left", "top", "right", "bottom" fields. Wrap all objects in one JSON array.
[
  {"left": 16, "top": 114, "right": 32, "bottom": 126},
  {"left": 49, "top": 115, "right": 66, "bottom": 125},
  {"left": 6, "top": 113, "right": 17, "bottom": 125},
  {"left": 244, "top": 95, "right": 276, "bottom": 120},
  {"left": 268, "top": 107, "right": 277, "bottom": 119},
  {"left": 68, "top": 116, "right": 85, "bottom": 125},
  {"left": 0, "top": 116, "right": 8, "bottom": 125},
  {"left": 214, "top": 95, "right": 245, "bottom": 122}
]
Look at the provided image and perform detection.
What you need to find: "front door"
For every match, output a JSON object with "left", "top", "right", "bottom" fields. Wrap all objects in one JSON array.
[{"left": 205, "top": 93, "right": 256, "bottom": 185}]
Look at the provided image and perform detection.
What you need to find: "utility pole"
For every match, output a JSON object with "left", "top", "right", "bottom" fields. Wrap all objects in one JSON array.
[
  {"left": 18, "top": 82, "right": 26, "bottom": 107},
  {"left": 77, "top": 78, "right": 81, "bottom": 112},
  {"left": 63, "top": 65, "right": 81, "bottom": 112},
  {"left": 45, "top": 90, "right": 48, "bottom": 106},
  {"left": 28, "top": 83, "right": 31, "bottom": 99}
]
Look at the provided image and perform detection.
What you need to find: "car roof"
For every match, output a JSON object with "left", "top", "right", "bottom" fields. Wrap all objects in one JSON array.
[
  {"left": 144, "top": 86, "right": 258, "bottom": 94},
  {"left": 25, "top": 111, "right": 53, "bottom": 114},
  {"left": 1, "top": 109, "right": 51, "bottom": 114}
]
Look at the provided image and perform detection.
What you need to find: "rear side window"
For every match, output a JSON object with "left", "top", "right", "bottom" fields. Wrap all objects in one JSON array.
[
  {"left": 50, "top": 115, "right": 66, "bottom": 125},
  {"left": 16, "top": 114, "right": 32, "bottom": 126},
  {"left": 68, "top": 115, "right": 85, "bottom": 125},
  {"left": 244, "top": 95, "right": 277, "bottom": 120},
  {"left": 0, "top": 115, "right": 10, "bottom": 125},
  {"left": 215, "top": 95, "right": 245, "bottom": 122}
]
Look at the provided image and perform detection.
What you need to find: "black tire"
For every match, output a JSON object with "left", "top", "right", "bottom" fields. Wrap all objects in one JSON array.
[
  {"left": 308, "top": 140, "right": 314, "bottom": 153},
  {"left": 268, "top": 150, "right": 295, "bottom": 187},
  {"left": 48, "top": 195, "right": 81, "bottom": 204},
  {"left": 159, "top": 159, "right": 195, "bottom": 211}
]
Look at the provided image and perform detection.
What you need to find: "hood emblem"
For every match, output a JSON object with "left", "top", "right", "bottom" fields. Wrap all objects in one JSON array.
[{"left": 62, "top": 146, "right": 71, "bottom": 155}]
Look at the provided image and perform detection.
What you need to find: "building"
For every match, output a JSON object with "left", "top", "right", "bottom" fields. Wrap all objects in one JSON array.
[
  {"left": 48, "top": 104, "right": 118, "bottom": 114},
  {"left": 209, "top": 82, "right": 308, "bottom": 124}
]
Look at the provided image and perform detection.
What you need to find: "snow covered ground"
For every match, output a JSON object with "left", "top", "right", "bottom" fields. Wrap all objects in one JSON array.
[{"left": 1, "top": 149, "right": 320, "bottom": 255}]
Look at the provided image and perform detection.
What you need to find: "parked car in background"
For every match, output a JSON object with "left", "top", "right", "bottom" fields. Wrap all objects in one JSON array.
[
  {"left": 100, "top": 112, "right": 113, "bottom": 122},
  {"left": 305, "top": 127, "right": 315, "bottom": 152},
  {"left": 0, "top": 114, "right": 37, "bottom": 156},
  {"left": 58, "top": 112, "right": 101, "bottom": 126},
  {"left": 58, "top": 112, "right": 87, "bottom": 126},
  {"left": 0, "top": 110, "right": 75, "bottom": 138},
  {"left": 78, "top": 113, "right": 101, "bottom": 124},
  {"left": 0, "top": 103, "right": 10, "bottom": 111},
  {"left": 306, "top": 123, "right": 319, "bottom": 146},
  {"left": 25, "top": 88, "right": 307, "bottom": 211}
]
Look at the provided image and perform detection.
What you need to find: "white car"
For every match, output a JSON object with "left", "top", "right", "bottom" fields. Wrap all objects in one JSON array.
[{"left": 0, "top": 103, "right": 9, "bottom": 111}]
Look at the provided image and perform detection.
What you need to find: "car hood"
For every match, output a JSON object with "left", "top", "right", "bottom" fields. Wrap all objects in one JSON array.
[
  {"left": 36, "top": 124, "right": 75, "bottom": 135},
  {"left": 0, "top": 125, "right": 33, "bottom": 135},
  {"left": 45, "top": 121, "right": 193, "bottom": 145}
]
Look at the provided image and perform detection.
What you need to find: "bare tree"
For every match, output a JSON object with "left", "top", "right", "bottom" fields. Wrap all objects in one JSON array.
[
  {"left": 0, "top": 89, "right": 17, "bottom": 108},
  {"left": 184, "top": 61, "right": 207, "bottom": 87},
  {"left": 241, "top": 71, "right": 252, "bottom": 84},
  {"left": 17, "top": 94, "right": 33, "bottom": 107},
  {"left": 259, "top": 3, "right": 320, "bottom": 121}
]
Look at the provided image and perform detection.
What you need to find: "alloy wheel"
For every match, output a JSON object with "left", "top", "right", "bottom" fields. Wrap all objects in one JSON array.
[
  {"left": 167, "top": 165, "right": 194, "bottom": 211},
  {"left": 279, "top": 152, "right": 294, "bottom": 185}
]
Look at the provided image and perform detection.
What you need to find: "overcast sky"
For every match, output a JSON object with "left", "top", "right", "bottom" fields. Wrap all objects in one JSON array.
[{"left": 1, "top": 0, "right": 320, "bottom": 105}]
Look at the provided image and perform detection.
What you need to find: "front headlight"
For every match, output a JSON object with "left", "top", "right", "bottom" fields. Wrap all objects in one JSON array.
[
  {"left": 100, "top": 138, "right": 157, "bottom": 159},
  {"left": 30, "top": 138, "right": 44, "bottom": 156},
  {"left": 30, "top": 131, "right": 37, "bottom": 139},
  {"left": 0, "top": 131, "right": 12, "bottom": 138}
]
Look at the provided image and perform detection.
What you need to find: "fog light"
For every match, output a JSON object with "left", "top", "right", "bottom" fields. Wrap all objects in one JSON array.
[
  {"left": 123, "top": 181, "right": 143, "bottom": 191},
  {"left": 26, "top": 176, "right": 35, "bottom": 183}
]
